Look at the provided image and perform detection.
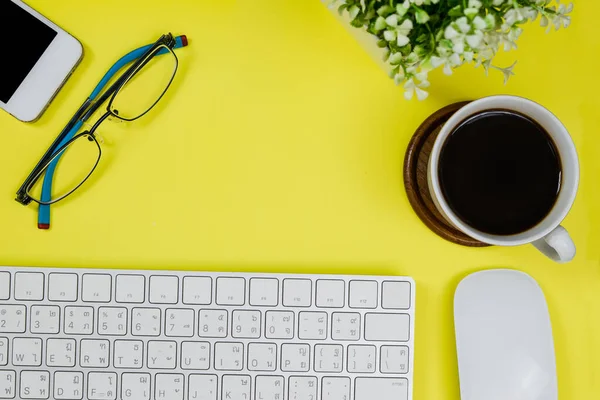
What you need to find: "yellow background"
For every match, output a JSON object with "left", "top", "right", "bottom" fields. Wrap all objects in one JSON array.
[{"left": 1, "top": 0, "right": 599, "bottom": 398}]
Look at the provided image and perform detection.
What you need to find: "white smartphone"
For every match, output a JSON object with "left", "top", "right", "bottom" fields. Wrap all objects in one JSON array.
[{"left": 0, "top": 0, "right": 83, "bottom": 122}]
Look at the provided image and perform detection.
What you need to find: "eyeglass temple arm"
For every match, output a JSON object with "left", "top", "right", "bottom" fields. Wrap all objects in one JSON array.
[{"left": 37, "top": 35, "right": 189, "bottom": 229}]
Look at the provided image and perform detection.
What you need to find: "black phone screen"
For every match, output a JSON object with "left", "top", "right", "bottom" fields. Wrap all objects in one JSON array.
[{"left": 0, "top": 1, "right": 58, "bottom": 103}]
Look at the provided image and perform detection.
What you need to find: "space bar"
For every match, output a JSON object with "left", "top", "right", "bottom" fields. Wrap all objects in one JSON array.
[{"left": 355, "top": 378, "right": 408, "bottom": 400}]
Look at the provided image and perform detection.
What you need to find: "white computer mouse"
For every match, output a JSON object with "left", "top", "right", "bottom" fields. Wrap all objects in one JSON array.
[{"left": 454, "top": 269, "right": 558, "bottom": 400}]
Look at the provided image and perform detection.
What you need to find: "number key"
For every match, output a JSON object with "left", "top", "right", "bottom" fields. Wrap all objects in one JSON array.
[
  {"left": 265, "top": 311, "right": 294, "bottom": 339},
  {"left": 232, "top": 310, "right": 261, "bottom": 338},
  {"left": 132, "top": 308, "right": 161, "bottom": 337},
  {"left": 64, "top": 306, "right": 93, "bottom": 335},
  {"left": 0, "top": 305, "right": 26, "bottom": 333},
  {"left": 165, "top": 309, "right": 194, "bottom": 337}
]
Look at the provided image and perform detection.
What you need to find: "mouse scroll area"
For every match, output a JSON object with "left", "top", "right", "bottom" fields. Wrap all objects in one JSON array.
[{"left": 454, "top": 269, "right": 558, "bottom": 400}]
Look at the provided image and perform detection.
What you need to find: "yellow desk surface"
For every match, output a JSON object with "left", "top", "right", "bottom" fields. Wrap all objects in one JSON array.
[{"left": 1, "top": 1, "right": 599, "bottom": 398}]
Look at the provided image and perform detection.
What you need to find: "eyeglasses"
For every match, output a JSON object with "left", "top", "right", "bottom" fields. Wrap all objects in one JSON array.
[{"left": 15, "top": 33, "right": 188, "bottom": 228}]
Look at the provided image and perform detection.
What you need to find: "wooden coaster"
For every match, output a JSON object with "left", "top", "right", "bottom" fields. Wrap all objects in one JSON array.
[{"left": 403, "top": 102, "right": 490, "bottom": 247}]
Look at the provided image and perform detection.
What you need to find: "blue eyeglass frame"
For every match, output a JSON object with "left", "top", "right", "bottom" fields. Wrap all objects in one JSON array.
[{"left": 15, "top": 34, "right": 188, "bottom": 229}]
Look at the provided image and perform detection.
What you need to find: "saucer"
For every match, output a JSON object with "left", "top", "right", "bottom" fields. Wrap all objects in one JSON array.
[{"left": 403, "top": 101, "right": 490, "bottom": 247}]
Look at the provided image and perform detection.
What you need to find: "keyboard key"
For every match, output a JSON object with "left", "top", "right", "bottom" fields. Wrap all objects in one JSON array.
[
  {"left": 154, "top": 374, "right": 183, "bottom": 400},
  {"left": 247, "top": 343, "right": 277, "bottom": 371},
  {"left": 0, "top": 272, "right": 10, "bottom": 300},
  {"left": 347, "top": 345, "right": 376, "bottom": 373},
  {"left": 365, "top": 313, "right": 410, "bottom": 342},
  {"left": 349, "top": 280, "right": 378, "bottom": 309},
  {"left": 281, "top": 344, "right": 309, "bottom": 372},
  {"left": 381, "top": 345, "right": 410, "bottom": 374},
  {"left": 53, "top": 371, "right": 83, "bottom": 400},
  {"left": 316, "top": 279, "right": 345, "bottom": 308},
  {"left": 199, "top": 309, "right": 228, "bottom": 338},
  {"left": 283, "top": 279, "right": 312, "bottom": 307},
  {"left": 332, "top": 312, "right": 361, "bottom": 341},
  {"left": 254, "top": 375, "right": 285, "bottom": 400},
  {"left": 87, "top": 372, "right": 117, "bottom": 400},
  {"left": 322, "top": 377, "right": 350, "bottom": 400},
  {"left": 216, "top": 278, "right": 246, "bottom": 306},
  {"left": 249, "top": 278, "right": 279, "bottom": 306},
  {"left": 149, "top": 276, "right": 179, "bottom": 304},
  {"left": 121, "top": 373, "right": 150, "bottom": 400},
  {"left": 382, "top": 281, "right": 411, "bottom": 310},
  {"left": 64, "top": 306, "right": 93, "bottom": 335},
  {"left": 46, "top": 338, "right": 76, "bottom": 367},
  {"left": 114, "top": 340, "right": 143, "bottom": 369},
  {"left": 181, "top": 342, "right": 210, "bottom": 370},
  {"left": 132, "top": 308, "right": 161, "bottom": 337},
  {"left": 0, "top": 370, "right": 15, "bottom": 399},
  {"left": 222, "top": 375, "right": 250, "bottom": 400},
  {"left": 48, "top": 273, "right": 78, "bottom": 301},
  {"left": 13, "top": 338, "right": 42, "bottom": 366},
  {"left": 0, "top": 338, "right": 6, "bottom": 366},
  {"left": 298, "top": 311, "right": 327, "bottom": 340},
  {"left": 214, "top": 342, "right": 244, "bottom": 371},
  {"left": 165, "top": 309, "right": 195, "bottom": 337},
  {"left": 355, "top": 378, "right": 409, "bottom": 400},
  {"left": 20, "top": 370, "right": 50, "bottom": 399},
  {"left": 255, "top": 376, "right": 284, "bottom": 400},
  {"left": 314, "top": 344, "right": 343, "bottom": 372},
  {"left": 232, "top": 310, "right": 261, "bottom": 338},
  {"left": 0, "top": 305, "right": 26, "bottom": 333},
  {"left": 265, "top": 311, "right": 294, "bottom": 339},
  {"left": 288, "top": 376, "right": 317, "bottom": 400},
  {"left": 99, "top": 307, "right": 128, "bottom": 336},
  {"left": 182, "top": 277, "right": 212, "bottom": 305},
  {"left": 80, "top": 339, "right": 110, "bottom": 368},
  {"left": 188, "top": 375, "right": 217, "bottom": 400},
  {"left": 14, "top": 272, "right": 44, "bottom": 301},
  {"left": 82, "top": 274, "right": 112, "bottom": 303},
  {"left": 116, "top": 275, "right": 145, "bottom": 303},
  {"left": 30, "top": 305, "right": 60, "bottom": 334},
  {"left": 147, "top": 341, "right": 177, "bottom": 369}
]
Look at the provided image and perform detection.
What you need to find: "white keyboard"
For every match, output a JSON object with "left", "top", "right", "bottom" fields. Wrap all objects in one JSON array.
[{"left": 0, "top": 267, "right": 415, "bottom": 400}]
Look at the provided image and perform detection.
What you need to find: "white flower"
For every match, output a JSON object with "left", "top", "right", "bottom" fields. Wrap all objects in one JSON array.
[
  {"left": 394, "top": 69, "right": 406, "bottom": 85},
  {"left": 404, "top": 78, "right": 430, "bottom": 100},
  {"left": 385, "top": 14, "right": 399, "bottom": 27},
  {"left": 466, "top": 31, "right": 484, "bottom": 48},
  {"left": 384, "top": 30, "right": 397, "bottom": 42},
  {"left": 456, "top": 17, "right": 472, "bottom": 33},
  {"left": 491, "top": 61, "right": 517, "bottom": 84},
  {"left": 473, "top": 16, "right": 487, "bottom": 30},
  {"left": 395, "top": 19, "right": 414, "bottom": 47},
  {"left": 431, "top": 52, "right": 462, "bottom": 75}
]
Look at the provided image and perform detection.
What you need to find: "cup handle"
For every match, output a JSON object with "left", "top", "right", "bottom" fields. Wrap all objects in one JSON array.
[{"left": 532, "top": 225, "right": 576, "bottom": 263}]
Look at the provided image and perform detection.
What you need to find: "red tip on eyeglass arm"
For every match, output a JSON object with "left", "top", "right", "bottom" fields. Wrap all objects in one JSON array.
[
  {"left": 180, "top": 35, "right": 189, "bottom": 47},
  {"left": 38, "top": 223, "right": 50, "bottom": 230}
]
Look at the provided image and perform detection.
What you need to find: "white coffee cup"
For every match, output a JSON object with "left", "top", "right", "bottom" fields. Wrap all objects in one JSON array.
[{"left": 428, "top": 95, "right": 579, "bottom": 262}]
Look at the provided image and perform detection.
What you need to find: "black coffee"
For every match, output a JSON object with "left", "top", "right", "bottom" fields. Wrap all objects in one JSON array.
[{"left": 438, "top": 110, "right": 561, "bottom": 235}]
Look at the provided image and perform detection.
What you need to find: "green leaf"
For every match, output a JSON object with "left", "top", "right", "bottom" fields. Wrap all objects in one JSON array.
[
  {"left": 448, "top": 5, "right": 463, "bottom": 17},
  {"left": 377, "top": 5, "right": 394, "bottom": 16},
  {"left": 389, "top": 52, "right": 404, "bottom": 65}
]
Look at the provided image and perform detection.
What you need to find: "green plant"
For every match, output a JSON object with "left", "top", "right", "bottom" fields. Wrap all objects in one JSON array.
[{"left": 328, "top": 0, "right": 573, "bottom": 99}]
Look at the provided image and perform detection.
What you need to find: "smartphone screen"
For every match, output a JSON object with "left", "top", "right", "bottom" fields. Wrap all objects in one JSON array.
[{"left": 0, "top": 1, "right": 58, "bottom": 103}]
